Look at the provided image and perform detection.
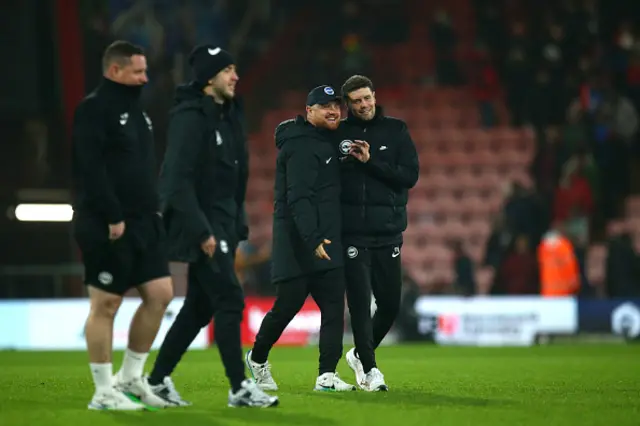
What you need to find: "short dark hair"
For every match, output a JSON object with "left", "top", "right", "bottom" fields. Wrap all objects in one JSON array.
[
  {"left": 102, "top": 41, "right": 145, "bottom": 72},
  {"left": 341, "top": 75, "right": 374, "bottom": 101}
]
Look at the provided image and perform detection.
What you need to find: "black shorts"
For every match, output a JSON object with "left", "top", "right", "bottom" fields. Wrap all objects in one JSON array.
[{"left": 73, "top": 213, "right": 170, "bottom": 295}]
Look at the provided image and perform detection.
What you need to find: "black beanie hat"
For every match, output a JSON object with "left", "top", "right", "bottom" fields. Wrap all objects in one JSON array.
[{"left": 189, "top": 44, "right": 235, "bottom": 85}]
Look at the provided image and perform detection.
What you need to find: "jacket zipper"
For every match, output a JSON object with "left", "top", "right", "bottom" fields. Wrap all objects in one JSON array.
[{"left": 361, "top": 127, "right": 367, "bottom": 221}]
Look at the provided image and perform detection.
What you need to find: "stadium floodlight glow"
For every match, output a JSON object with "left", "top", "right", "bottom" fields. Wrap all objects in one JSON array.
[{"left": 14, "top": 203, "right": 74, "bottom": 222}]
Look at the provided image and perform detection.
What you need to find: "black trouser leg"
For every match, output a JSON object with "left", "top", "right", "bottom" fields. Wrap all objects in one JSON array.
[
  {"left": 250, "top": 276, "right": 309, "bottom": 364},
  {"left": 149, "top": 262, "right": 215, "bottom": 385},
  {"left": 370, "top": 245, "right": 403, "bottom": 350},
  {"left": 309, "top": 268, "right": 346, "bottom": 375},
  {"left": 203, "top": 251, "right": 247, "bottom": 393},
  {"left": 344, "top": 247, "right": 377, "bottom": 373}
]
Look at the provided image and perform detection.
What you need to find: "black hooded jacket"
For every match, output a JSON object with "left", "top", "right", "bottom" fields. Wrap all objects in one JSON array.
[
  {"left": 337, "top": 106, "right": 419, "bottom": 247},
  {"left": 158, "top": 82, "right": 249, "bottom": 262},
  {"left": 271, "top": 116, "right": 343, "bottom": 283},
  {"left": 72, "top": 77, "right": 158, "bottom": 224}
]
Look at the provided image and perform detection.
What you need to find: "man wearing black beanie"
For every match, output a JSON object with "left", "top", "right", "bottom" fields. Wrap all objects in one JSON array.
[{"left": 147, "top": 44, "right": 278, "bottom": 408}]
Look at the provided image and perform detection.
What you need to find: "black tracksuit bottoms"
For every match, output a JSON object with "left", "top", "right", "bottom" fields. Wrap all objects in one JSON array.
[
  {"left": 149, "top": 245, "right": 246, "bottom": 392},
  {"left": 250, "top": 267, "right": 346, "bottom": 375},
  {"left": 345, "top": 244, "right": 403, "bottom": 373}
]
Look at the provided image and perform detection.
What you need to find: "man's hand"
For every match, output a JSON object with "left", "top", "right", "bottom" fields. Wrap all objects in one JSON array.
[
  {"left": 315, "top": 239, "right": 332, "bottom": 260},
  {"left": 201, "top": 235, "right": 217, "bottom": 258},
  {"left": 108, "top": 221, "right": 125, "bottom": 240},
  {"left": 349, "top": 140, "right": 370, "bottom": 163}
]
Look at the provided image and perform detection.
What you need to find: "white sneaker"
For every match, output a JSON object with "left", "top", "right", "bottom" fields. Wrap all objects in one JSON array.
[
  {"left": 314, "top": 372, "right": 356, "bottom": 392},
  {"left": 149, "top": 376, "right": 191, "bottom": 407},
  {"left": 346, "top": 348, "right": 366, "bottom": 390},
  {"left": 88, "top": 388, "right": 146, "bottom": 410},
  {"left": 245, "top": 350, "right": 278, "bottom": 391},
  {"left": 228, "top": 378, "right": 279, "bottom": 408},
  {"left": 362, "top": 368, "right": 389, "bottom": 392},
  {"left": 113, "top": 372, "right": 171, "bottom": 408}
]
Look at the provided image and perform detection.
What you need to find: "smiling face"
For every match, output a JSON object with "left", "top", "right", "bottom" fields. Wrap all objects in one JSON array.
[
  {"left": 345, "top": 86, "right": 376, "bottom": 121},
  {"left": 209, "top": 64, "right": 239, "bottom": 101},
  {"left": 306, "top": 101, "right": 341, "bottom": 130}
]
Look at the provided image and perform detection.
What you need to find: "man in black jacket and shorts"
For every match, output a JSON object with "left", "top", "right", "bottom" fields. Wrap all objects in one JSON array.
[{"left": 72, "top": 41, "right": 173, "bottom": 411}]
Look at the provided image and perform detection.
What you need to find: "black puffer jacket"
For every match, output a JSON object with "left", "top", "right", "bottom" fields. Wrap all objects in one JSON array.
[
  {"left": 158, "top": 82, "right": 249, "bottom": 262},
  {"left": 337, "top": 107, "right": 419, "bottom": 247},
  {"left": 271, "top": 116, "right": 343, "bottom": 283}
]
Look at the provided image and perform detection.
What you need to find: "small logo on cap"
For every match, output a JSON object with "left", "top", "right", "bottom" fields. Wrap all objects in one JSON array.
[
  {"left": 208, "top": 47, "right": 221, "bottom": 56},
  {"left": 324, "top": 86, "right": 335, "bottom": 95}
]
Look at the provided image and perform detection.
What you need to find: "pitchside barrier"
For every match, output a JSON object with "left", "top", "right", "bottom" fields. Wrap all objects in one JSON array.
[{"left": 0, "top": 296, "right": 638, "bottom": 350}]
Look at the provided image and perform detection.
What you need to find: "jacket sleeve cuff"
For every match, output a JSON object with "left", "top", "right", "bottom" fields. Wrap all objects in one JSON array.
[
  {"left": 199, "top": 232, "right": 213, "bottom": 245},
  {"left": 366, "top": 155, "right": 384, "bottom": 170},
  {"left": 106, "top": 209, "right": 124, "bottom": 225},
  {"left": 307, "top": 235, "right": 325, "bottom": 253}
]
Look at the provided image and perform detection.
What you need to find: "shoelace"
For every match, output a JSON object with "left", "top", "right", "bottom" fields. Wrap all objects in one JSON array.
[
  {"left": 367, "top": 369, "right": 384, "bottom": 384},
  {"left": 256, "top": 363, "right": 273, "bottom": 381},
  {"left": 374, "top": 369, "right": 384, "bottom": 380}
]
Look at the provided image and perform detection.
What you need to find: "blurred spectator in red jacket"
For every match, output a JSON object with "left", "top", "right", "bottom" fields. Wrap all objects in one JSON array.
[
  {"left": 553, "top": 168, "right": 594, "bottom": 222},
  {"left": 495, "top": 234, "right": 539, "bottom": 295},
  {"left": 531, "top": 125, "right": 570, "bottom": 203},
  {"left": 626, "top": 50, "right": 640, "bottom": 113},
  {"left": 471, "top": 42, "right": 500, "bottom": 128}
]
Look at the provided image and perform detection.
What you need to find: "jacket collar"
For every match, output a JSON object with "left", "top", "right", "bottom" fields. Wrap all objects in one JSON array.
[
  {"left": 345, "top": 105, "right": 385, "bottom": 127},
  {"left": 97, "top": 76, "right": 143, "bottom": 103}
]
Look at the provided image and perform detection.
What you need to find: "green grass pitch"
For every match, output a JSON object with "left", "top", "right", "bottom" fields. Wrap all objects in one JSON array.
[{"left": 0, "top": 344, "right": 638, "bottom": 426}]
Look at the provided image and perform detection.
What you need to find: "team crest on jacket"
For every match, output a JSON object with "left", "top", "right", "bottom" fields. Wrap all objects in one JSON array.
[
  {"left": 98, "top": 271, "right": 113, "bottom": 285},
  {"left": 347, "top": 246, "right": 358, "bottom": 258},
  {"left": 339, "top": 139, "right": 353, "bottom": 155}
]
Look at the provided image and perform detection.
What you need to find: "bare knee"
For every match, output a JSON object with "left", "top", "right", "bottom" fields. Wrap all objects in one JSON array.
[
  {"left": 88, "top": 286, "right": 123, "bottom": 318},
  {"left": 138, "top": 277, "right": 173, "bottom": 311}
]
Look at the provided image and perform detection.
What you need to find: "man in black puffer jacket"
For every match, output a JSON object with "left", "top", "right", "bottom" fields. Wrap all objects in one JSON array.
[
  {"left": 147, "top": 45, "right": 277, "bottom": 408},
  {"left": 246, "top": 85, "right": 356, "bottom": 393},
  {"left": 337, "top": 75, "right": 419, "bottom": 392}
]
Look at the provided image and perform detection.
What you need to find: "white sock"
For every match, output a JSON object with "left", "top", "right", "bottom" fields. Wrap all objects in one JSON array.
[
  {"left": 120, "top": 349, "right": 149, "bottom": 381},
  {"left": 90, "top": 363, "right": 113, "bottom": 393}
]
